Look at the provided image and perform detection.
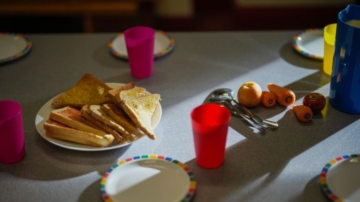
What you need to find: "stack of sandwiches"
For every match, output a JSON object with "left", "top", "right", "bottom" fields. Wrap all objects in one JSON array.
[{"left": 43, "top": 73, "right": 161, "bottom": 147}]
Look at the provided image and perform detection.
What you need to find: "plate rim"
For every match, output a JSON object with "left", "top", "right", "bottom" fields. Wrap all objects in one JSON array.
[
  {"left": 292, "top": 28, "right": 323, "bottom": 60},
  {"left": 34, "top": 82, "right": 162, "bottom": 152},
  {"left": 319, "top": 154, "right": 360, "bottom": 201},
  {"left": 108, "top": 30, "right": 175, "bottom": 59},
  {"left": 100, "top": 154, "right": 196, "bottom": 202},
  {"left": 0, "top": 32, "right": 32, "bottom": 63}
]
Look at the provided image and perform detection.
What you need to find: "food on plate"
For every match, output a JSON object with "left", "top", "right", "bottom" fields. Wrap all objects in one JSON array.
[
  {"left": 81, "top": 105, "right": 125, "bottom": 143},
  {"left": 51, "top": 73, "right": 112, "bottom": 109},
  {"left": 43, "top": 73, "right": 161, "bottom": 147},
  {"left": 108, "top": 81, "right": 135, "bottom": 107},
  {"left": 237, "top": 81, "right": 262, "bottom": 107},
  {"left": 261, "top": 91, "right": 277, "bottom": 107},
  {"left": 44, "top": 119, "right": 115, "bottom": 147},
  {"left": 88, "top": 105, "right": 133, "bottom": 142},
  {"left": 101, "top": 103, "right": 144, "bottom": 139},
  {"left": 292, "top": 105, "right": 313, "bottom": 123},
  {"left": 122, "top": 94, "right": 161, "bottom": 140},
  {"left": 267, "top": 83, "right": 296, "bottom": 107},
  {"left": 50, "top": 106, "right": 106, "bottom": 136},
  {"left": 303, "top": 92, "right": 326, "bottom": 114}
]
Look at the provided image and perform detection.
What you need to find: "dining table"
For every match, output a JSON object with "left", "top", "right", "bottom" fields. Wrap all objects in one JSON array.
[{"left": 0, "top": 30, "right": 359, "bottom": 202}]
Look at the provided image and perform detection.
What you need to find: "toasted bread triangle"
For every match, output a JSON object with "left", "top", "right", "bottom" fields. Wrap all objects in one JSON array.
[
  {"left": 51, "top": 73, "right": 112, "bottom": 109},
  {"left": 121, "top": 94, "right": 161, "bottom": 140},
  {"left": 108, "top": 82, "right": 135, "bottom": 107}
]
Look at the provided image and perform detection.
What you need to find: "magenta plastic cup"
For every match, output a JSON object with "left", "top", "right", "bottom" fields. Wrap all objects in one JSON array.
[
  {"left": 0, "top": 100, "right": 25, "bottom": 164},
  {"left": 124, "top": 26, "right": 155, "bottom": 78},
  {"left": 191, "top": 103, "right": 231, "bottom": 169}
]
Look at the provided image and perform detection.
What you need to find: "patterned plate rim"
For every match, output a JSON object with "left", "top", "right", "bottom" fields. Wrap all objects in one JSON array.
[
  {"left": 108, "top": 30, "right": 175, "bottom": 59},
  {"left": 319, "top": 154, "right": 360, "bottom": 202},
  {"left": 0, "top": 32, "right": 32, "bottom": 63},
  {"left": 100, "top": 154, "right": 196, "bottom": 202},
  {"left": 292, "top": 28, "right": 323, "bottom": 60}
]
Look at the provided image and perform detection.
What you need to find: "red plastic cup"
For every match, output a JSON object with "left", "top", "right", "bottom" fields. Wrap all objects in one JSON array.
[
  {"left": 0, "top": 100, "right": 25, "bottom": 164},
  {"left": 191, "top": 103, "right": 231, "bottom": 169},
  {"left": 124, "top": 26, "right": 155, "bottom": 78}
]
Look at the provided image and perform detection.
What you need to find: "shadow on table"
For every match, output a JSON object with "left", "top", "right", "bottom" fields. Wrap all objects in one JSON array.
[
  {"left": 280, "top": 42, "right": 323, "bottom": 70},
  {"left": 182, "top": 41, "right": 360, "bottom": 201},
  {"left": 185, "top": 104, "right": 360, "bottom": 201},
  {"left": 0, "top": 96, "right": 131, "bottom": 181}
]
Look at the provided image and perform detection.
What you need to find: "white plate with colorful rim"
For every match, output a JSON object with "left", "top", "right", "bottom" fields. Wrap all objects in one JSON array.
[
  {"left": 100, "top": 154, "right": 196, "bottom": 202},
  {"left": 35, "top": 83, "right": 162, "bottom": 151},
  {"left": 320, "top": 154, "right": 360, "bottom": 202},
  {"left": 108, "top": 30, "right": 175, "bottom": 59},
  {"left": 0, "top": 32, "right": 32, "bottom": 63},
  {"left": 292, "top": 28, "right": 323, "bottom": 60}
]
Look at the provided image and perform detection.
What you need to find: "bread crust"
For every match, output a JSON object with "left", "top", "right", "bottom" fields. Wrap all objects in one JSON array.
[
  {"left": 50, "top": 106, "right": 106, "bottom": 136},
  {"left": 89, "top": 105, "right": 135, "bottom": 142},
  {"left": 101, "top": 103, "right": 144, "bottom": 139},
  {"left": 44, "top": 120, "right": 114, "bottom": 147},
  {"left": 108, "top": 82, "right": 135, "bottom": 107},
  {"left": 81, "top": 105, "right": 126, "bottom": 143}
]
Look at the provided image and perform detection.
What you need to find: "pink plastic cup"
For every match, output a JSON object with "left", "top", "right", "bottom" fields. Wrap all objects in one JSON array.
[
  {"left": 0, "top": 100, "right": 25, "bottom": 164},
  {"left": 191, "top": 103, "right": 231, "bottom": 169},
  {"left": 124, "top": 26, "right": 155, "bottom": 78}
]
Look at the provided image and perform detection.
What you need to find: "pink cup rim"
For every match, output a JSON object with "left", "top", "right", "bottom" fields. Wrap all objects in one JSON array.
[
  {"left": 0, "top": 100, "right": 22, "bottom": 123},
  {"left": 191, "top": 103, "right": 231, "bottom": 127},
  {"left": 124, "top": 26, "right": 155, "bottom": 41}
]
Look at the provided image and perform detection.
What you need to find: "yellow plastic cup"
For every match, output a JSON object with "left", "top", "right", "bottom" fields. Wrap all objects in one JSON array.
[{"left": 323, "top": 23, "right": 337, "bottom": 76}]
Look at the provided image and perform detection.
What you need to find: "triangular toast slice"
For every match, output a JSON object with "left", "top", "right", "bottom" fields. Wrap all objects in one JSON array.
[
  {"left": 121, "top": 94, "right": 161, "bottom": 140},
  {"left": 51, "top": 73, "right": 112, "bottom": 109},
  {"left": 108, "top": 82, "right": 135, "bottom": 107}
]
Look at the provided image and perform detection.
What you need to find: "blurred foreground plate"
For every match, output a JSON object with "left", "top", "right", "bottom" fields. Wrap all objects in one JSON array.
[
  {"left": 320, "top": 154, "right": 360, "bottom": 202},
  {"left": 101, "top": 154, "right": 196, "bottom": 202}
]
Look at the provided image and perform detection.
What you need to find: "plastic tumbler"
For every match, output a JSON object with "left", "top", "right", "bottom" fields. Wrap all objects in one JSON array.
[
  {"left": 0, "top": 100, "right": 25, "bottom": 164},
  {"left": 323, "top": 23, "right": 337, "bottom": 76},
  {"left": 191, "top": 103, "right": 231, "bottom": 169},
  {"left": 124, "top": 26, "right": 155, "bottom": 78}
]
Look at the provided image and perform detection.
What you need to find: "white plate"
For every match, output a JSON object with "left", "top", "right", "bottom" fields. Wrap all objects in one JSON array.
[
  {"left": 292, "top": 29, "right": 323, "bottom": 60},
  {"left": 100, "top": 154, "right": 196, "bottom": 202},
  {"left": 108, "top": 30, "right": 175, "bottom": 59},
  {"left": 35, "top": 83, "right": 162, "bottom": 151},
  {"left": 320, "top": 154, "right": 360, "bottom": 202},
  {"left": 0, "top": 33, "right": 32, "bottom": 63}
]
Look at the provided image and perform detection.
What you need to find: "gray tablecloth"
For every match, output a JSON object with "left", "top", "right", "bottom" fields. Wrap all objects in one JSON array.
[{"left": 0, "top": 31, "right": 359, "bottom": 202}]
